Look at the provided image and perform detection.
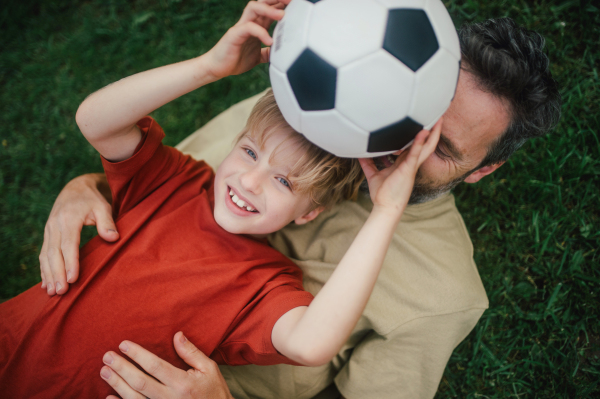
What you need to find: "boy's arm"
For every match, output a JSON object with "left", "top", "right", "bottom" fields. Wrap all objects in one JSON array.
[
  {"left": 271, "top": 122, "right": 442, "bottom": 367},
  {"left": 76, "top": 0, "right": 285, "bottom": 162}
]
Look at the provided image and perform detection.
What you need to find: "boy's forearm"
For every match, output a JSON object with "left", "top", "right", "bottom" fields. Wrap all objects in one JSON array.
[
  {"left": 76, "top": 55, "right": 219, "bottom": 160},
  {"left": 273, "top": 208, "right": 401, "bottom": 366}
]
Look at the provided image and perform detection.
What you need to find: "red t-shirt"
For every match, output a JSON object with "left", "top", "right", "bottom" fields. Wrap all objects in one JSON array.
[{"left": 0, "top": 117, "right": 313, "bottom": 398}]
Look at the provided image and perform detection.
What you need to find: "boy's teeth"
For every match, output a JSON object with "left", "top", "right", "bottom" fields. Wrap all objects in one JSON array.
[
  {"left": 232, "top": 194, "right": 239, "bottom": 202},
  {"left": 246, "top": 206, "right": 253, "bottom": 211},
  {"left": 237, "top": 199, "right": 246, "bottom": 207},
  {"left": 229, "top": 189, "right": 234, "bottom": 196},
  {"left": 229, "top": 188, "right": 255, "bottom": 212}
]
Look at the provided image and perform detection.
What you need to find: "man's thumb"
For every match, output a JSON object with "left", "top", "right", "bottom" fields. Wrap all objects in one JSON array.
[
  {"left": 95, "top": 210, "right": 119, "bottom": 242},
  {"left": 173, "top": 331, "right": 212, "bottom": 371}
]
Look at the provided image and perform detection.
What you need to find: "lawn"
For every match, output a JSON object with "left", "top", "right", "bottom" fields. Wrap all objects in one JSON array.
[{"left": 1, "top": 0, "right": 598, "bottom": 397}]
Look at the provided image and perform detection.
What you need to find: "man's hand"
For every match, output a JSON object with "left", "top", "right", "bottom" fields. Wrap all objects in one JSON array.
[
  {"left": 206, "top": 0, "right": 289, "bottom": 79},
  {"left": 39, "top": 173, "right": 118, "bottom": 296},
  {"left": 101, "top": 332, "right": 233, "bottom": 399}
]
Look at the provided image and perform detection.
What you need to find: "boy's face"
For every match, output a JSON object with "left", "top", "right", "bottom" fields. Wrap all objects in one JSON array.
[{"left": 213, "top": 129, "right": 319, "bottom": 238}]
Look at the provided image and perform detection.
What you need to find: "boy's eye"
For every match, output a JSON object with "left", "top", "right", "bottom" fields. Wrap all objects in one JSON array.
[
  {"left": 277, "top": 177, "right": 291, "bottom": 189},
  {"left": 245, "top": 148, "right": 257, "bottom": 160}
]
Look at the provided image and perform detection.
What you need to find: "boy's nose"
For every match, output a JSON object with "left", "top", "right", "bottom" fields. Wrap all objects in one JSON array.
[{"left": 239, "top": 168, "right": 265, "bottom": 194}]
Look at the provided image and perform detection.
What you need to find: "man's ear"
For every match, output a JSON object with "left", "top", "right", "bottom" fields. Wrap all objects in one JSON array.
[
  {"left": 464, "top": 161, "right": 504, "bottom": 183},
  {"left": 294, "top": 206, "right": 325, "bottom": 225}
]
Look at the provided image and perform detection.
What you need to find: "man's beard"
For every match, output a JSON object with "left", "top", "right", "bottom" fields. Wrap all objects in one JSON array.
[
  {"left": 408, "top": 169, "right": 467, "bottom": 204},
  {"left": 362, "top": 157, "right": 471, "bottom": 205}
]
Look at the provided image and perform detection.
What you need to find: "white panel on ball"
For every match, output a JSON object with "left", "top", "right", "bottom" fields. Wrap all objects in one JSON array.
[
  {"left": 409, "top": 48, "right": 460, "bottom": 126},
  {"left": 269, "top": 67, "right": 303, "bottom": 132},
  {"left": 374, "top": 0, "right": 427, "bottom": 9},
  {"left": 336, "top": 50, "right": 415, "bottom": 132},
  {"left": 307, "top": 0, "right": 387, "bottom": 68},
  {"left": 269, "top": 0, "right": 314, "bottom": 73},
  {"left": 425, "top": 0, "right": 461, "bottom": 60},
  {"left": 300, "top": 110, "right": 370, "bottom": 158}
]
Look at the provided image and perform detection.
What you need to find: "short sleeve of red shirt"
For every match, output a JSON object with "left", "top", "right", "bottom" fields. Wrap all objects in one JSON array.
[{"left": 101, "top": 116, "right": 211, "bottom": 219}]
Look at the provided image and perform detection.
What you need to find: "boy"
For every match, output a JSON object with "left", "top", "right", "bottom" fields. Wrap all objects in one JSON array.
[{"left": 0, "top": 1, "right": 440, "bottom": 397}]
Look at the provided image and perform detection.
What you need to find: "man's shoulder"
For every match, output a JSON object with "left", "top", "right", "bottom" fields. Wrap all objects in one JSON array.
[{"left": 273, "top": 193, "right": 489, "bottom": 333}]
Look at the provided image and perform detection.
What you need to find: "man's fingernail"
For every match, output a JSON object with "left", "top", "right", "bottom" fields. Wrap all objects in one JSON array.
[
  {"left": 67, "top": 271, "right": 72, "bottom": 282},
  {"left": 119, "top": 342, "right": 129, "bottom": 353},
  {"left": 100, "top": 367, "right": 112, "bottom": 379},
  {"left": 108, "top": 229, "right": 117, "bottom": 234},
  {"left": 47, "top": 283, "right": 53, "bottom": 294},
  {"left": 56, "top": 282, "right": 62, "bottom": 292},
  {"left": 179, "top": 333, "right": 187, "bottom": 344},
  {"left": 103, "top": 353, "right": 114, "bottom": 365}
]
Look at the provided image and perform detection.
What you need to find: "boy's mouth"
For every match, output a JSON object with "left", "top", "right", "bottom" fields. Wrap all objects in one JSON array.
[{"left": 227, "top": 186, "right": 259, "bottom": 213}]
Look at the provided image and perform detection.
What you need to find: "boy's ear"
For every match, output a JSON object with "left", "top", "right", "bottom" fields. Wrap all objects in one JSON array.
[
  {"left": 464, "top": 161, "right": 504, "bottom": 184},
  {"left": 294, "top": 206, "right": 325, "bottom": 225}
]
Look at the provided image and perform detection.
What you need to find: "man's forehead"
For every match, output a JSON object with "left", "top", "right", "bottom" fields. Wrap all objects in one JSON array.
[{"left": 441, "top": 71, "right": 511, "bottom": 162}]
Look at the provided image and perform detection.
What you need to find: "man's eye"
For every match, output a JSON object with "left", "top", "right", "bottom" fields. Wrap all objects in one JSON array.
[
  {"left": 277, "top": 177, "right": 290, "bottom": 188},
  {"left": 245, "top": 148, "right": 257, "bottom": 160},
  {"left": 435, "top": 146, "right": 451, "bottom": 160}
]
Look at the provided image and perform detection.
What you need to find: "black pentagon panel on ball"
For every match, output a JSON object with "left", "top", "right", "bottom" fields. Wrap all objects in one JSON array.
[
  {"left": 383, "top": 9, "right": 439, "bottom": 72},
  {"left": 287, "top": 49, "right": 337, "bottom": 111},
  {"left": 367, "top": 117, "right": 423, "bottom": 153}
]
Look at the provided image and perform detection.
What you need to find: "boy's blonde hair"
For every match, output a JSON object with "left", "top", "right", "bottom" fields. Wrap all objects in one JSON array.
[{"left": 236, "top": 89, "right": 364, "bottom": 209}]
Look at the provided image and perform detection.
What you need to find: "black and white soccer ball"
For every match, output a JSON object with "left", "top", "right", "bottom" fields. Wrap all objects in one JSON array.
[{"left": 269, "top": 0, "right": 461, "bottom": 158}]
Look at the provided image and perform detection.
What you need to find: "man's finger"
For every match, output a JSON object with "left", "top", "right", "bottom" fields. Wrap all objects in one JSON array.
[
  {"left": 173, "top": 332, "right": 216, "bottom": 374},
  {"left": 100, "top": 366, "right": 146, "bottom": 399},
  {"left": 118, "top": 341, "right": 183, "bottom": 387},
  {"left": 103, "top": 350, "right": 168, "bottom": 398},
  {"left": 61, "top": 221, "right": 82, "bottom": 284},
  {"left": 94, "top": 208, "right": 120, "bottom": 242}
]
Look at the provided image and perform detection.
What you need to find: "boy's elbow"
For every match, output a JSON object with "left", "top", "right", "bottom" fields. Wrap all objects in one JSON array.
[
  {"left": 75, "top": 101, "right": 92, "bottom": 139},
  {"left": 286, "top": 343, "right": 335, "bottom": 367}
]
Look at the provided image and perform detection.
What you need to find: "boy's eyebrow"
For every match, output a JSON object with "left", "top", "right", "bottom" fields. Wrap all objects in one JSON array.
[{"left": 439, "top": 133, "right": 464, "bottom": 162}]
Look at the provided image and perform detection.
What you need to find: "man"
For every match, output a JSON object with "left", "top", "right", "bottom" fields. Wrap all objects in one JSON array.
[{"left": 40, "top": 17, "right": 560, "bottom": 399}]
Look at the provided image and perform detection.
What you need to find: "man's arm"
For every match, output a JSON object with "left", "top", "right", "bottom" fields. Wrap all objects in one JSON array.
[{"left": 39, "top": 173, "right": 117, "bottom": 296}]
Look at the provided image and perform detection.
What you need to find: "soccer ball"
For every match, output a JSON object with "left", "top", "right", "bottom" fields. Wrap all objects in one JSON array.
[{"left": 269, "top": 0, "right": 461, "bottom": 158}]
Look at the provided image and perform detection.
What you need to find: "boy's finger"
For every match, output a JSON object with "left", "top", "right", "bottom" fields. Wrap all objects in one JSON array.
[
  {"left": 239, "top": 1, "right": 284, "bottom": 26},
  {"left": 232, "top": 22, "right": 273, "bottom": 47},
  {"left": 260, "top": 47, "right": 271, "bottom": 64},
  {"left": 358, "top": 158, "right": 378, "bottom": 182},
  {"left": 100, "top": 366, "right": 146, "bottom": 399},
  {"left": 418, "top": 119, "right": 442, "bottom": 166},
  {"left": 103, "top": 349, "right": 167, "bottom": 398}
]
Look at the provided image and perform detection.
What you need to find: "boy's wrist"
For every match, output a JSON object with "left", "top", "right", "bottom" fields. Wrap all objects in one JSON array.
[{"left": 370, "top": 204, "right": 404, "bottom": 225}]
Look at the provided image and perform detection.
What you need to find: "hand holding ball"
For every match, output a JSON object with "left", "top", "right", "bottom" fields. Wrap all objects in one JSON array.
[{"left": 269, "top": 0, "right": 460, "bottom": 158}]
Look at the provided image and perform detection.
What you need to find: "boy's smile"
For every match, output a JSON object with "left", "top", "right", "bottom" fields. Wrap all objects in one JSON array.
[{"left": 213, "top": 129, "right": 321, "bottom": 238}]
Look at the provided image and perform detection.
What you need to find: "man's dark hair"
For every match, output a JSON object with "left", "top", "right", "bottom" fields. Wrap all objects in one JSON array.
[{"left": 459, "top": 17, "right": 562, "bottom": 168}]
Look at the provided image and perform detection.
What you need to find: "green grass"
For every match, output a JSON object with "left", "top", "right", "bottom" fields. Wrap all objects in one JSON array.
[{"left": 1, "top": 0, "right": 598, "bottom": 397}]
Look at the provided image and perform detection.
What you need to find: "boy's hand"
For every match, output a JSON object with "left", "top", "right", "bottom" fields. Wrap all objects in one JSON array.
[
  {"left": 206, "top": 0, "right": 289, "bottom": 79},
  {"left": 359, "top": 119, "right": 442, "bottom": 219}
]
